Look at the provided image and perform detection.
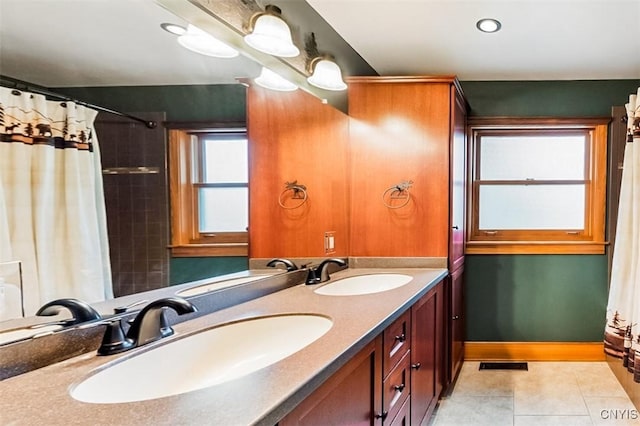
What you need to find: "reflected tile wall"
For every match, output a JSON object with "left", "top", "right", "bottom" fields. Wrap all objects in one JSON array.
[{"left": 97, "top": 112, "right": 168, "bottom": 297}]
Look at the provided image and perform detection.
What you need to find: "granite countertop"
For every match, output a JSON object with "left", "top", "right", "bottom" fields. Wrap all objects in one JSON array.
[{"left": 0, "top": 267, "right": 447, "bottom": 426}]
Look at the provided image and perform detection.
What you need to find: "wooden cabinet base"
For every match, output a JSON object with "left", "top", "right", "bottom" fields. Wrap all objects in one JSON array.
[{"left": 279, "top": 337, "right": 383, "bottom": 426}]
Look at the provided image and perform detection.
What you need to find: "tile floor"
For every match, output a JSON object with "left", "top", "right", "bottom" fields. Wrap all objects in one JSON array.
[{"left": 430, "top": 362, "right": 640, "bottom": 425}]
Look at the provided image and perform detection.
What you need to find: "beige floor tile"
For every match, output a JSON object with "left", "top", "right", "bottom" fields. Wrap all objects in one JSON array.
[
  {"left": 432, "top": 395, "right": 513, "bottom": 426},
  {"left": 440, "top": 362, "right": 637, "bottom": 426},
  {"left": 575, "top": 364, "right": 628, "bottom": 398},
  {"left": 514, "top": 415, "right": 593, "bottom": 425},
  {"left": 452, "top": 368, "right": 520, "bottom": 397},
  {"left": 514, "top": 381, "right": 589, "bottom": 416}
]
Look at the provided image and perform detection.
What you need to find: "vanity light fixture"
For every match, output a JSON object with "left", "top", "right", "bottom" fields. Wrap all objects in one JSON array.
[
  {"left": 476, "top": 18, "right": 502, "bottom": 33},
  {"left": 244, "top": 5, "right": 300, "bottom": 58},
  {"left": 254, "top": 67, "right": 298, "bottom": 92},
  {"left": 177, "top": 24, "right": 239, "bottom": 58},
  {"left": 307, "top": 57, "right": 347, "bottom": 91}
]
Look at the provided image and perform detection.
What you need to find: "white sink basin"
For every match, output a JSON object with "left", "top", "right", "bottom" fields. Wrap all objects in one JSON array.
[
  {"left": 0, "top": 324, "right": 63, "bottom": 346},
  {"left": 314, "top": 274, "right": 413, "bottom": 296},
  {"left": 175, "top": 275, "right": 269, "bottom": 297},
  {"left": 70, "top": 314, "right": 332, "bottom": 404}
]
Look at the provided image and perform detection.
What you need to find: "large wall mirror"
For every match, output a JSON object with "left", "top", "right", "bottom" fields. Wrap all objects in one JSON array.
[{"left": 0, "top": 0, "right": 373, "bottom": 332}]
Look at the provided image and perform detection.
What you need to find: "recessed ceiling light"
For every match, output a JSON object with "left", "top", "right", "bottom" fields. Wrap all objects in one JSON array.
[
  {"left": 160, "top": 23, "right": 186, "bottom": 36},
  {"left": 476, "top": 18, "right": 501, "bottom": 33}
]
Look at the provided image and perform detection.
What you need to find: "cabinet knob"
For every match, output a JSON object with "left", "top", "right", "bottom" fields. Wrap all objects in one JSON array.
[
  {"left": 374, "top": 411, "right": 388, "bottom": 420},
  {"left": 394, "top": 333, "right": 406, "bottom": 342},
  {"left": 411, "top": 362, "right": 421, "bottom": 370},
  {"left": 452, "top": 315, "right": 460, "bottom": 320},
  {"left": 394, "top": 383, "right": 405, "bottom": 392}
]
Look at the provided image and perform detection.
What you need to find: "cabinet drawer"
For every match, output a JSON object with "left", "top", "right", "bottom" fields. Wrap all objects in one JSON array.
[
  {"left": 387, "top": 395, "right": 410, "bottom": 426},
  {"left": 383, "top": 351, "right": 410, "bottom": 425},
  {"left": 383, "top": 309, "right": 411, "bottom": 378}
]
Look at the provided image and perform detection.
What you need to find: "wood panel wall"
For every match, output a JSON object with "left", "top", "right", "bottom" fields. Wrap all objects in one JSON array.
[
  {"left": 247, "top": 86, "right": 350, "bottom": 258},
  {"left": 347, "top": 80, "right": 452, "bottom": 257}
]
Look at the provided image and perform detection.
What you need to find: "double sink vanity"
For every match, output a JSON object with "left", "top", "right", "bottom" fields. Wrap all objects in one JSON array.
[{"left": 1, "top": 262, "right": 450, "bottom": 425}]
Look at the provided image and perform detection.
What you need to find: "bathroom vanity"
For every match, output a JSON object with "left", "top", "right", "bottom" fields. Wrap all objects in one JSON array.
[{"left": 0, "top": 267, "right": 449, "bottom": 425}]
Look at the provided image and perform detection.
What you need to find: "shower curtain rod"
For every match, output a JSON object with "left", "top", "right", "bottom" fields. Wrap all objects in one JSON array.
[{"left": 0, "top": 76, "right": 157, "bottom": 129}]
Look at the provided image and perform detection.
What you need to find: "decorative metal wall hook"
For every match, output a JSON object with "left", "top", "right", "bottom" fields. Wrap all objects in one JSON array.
[
  {"left": 382, "top": 180, "right": 413, "bottom": 209},
  {"left": 278, "top": 180, "right": 308, "bottom": 209}
]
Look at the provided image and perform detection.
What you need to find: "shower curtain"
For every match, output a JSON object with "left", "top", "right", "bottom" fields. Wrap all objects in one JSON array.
[
  {"left": 0, "top": 86, "right": 113, "bottom": 317},
  {"left": 605, "top": 87, "right": 640, "bottom": 383}
]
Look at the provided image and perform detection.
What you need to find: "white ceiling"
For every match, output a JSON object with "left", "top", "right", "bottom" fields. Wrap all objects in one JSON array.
[
  {"left": 307, "top": 0, "right": 640, "bottom": 81},
  {"left": 0, "top": 0, "right": 262, "bottom": 87},
  {"left": 0, "top": 0, "right": 638, "bottom": 88}
]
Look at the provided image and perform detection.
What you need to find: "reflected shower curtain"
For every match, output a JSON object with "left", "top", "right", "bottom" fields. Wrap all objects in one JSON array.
[
  {"left": 605, "top": 87, "right": 640, "bottom": 383},
  {"left": 0, "top": 87, "right": 113, "bottom": 317}
]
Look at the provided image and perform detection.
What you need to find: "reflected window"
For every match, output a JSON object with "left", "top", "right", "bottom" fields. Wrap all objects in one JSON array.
[
  {"left": 467, "top": 118, "right": 608, "bottom": 254},
  {"left": 169, "top": 127, "right": 248, "bottom": 257},
  {"left": 197, "top": 134, "right": 248, "bottom": 233}
]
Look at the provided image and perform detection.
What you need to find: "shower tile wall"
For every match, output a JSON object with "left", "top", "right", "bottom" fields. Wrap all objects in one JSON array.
[{"left": 96, "top": 112, "right": 169, "bottom": 297}]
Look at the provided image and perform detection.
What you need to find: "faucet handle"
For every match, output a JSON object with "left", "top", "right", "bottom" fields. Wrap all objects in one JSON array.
[{"left": 97, "top": 319, "right": 134, "bottom": 356}]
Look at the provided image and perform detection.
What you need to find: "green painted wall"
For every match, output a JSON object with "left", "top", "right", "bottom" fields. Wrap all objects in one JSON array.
[
  {"left": 465, "top": 255, "right": 609, "bottom": 341},
  {"left": 170, "top": 257, "right": 249, "bottom": 285},
  {"left": 458, "top": 79, "right": 640, "bottom": 342},
  {"left": 57, "top": 84, "right": 246, "bottom": 122}
]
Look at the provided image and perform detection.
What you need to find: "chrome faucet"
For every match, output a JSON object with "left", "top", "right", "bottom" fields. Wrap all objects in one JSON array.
[
  {"left": 266, "top": 258, "right": 299, "bottom": 272},
  {"left": 305, "top": 258, "right": 347, "bottom": 285},
  {"left": 97, "top": 297, "right": 197, "bottom": 356},
  {"left": 36, "top": 298, "right": 102, "bottom": 326}
]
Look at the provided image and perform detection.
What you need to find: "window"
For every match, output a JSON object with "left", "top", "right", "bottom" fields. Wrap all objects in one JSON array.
[
  {"left": 169, "top": 127, "right": 248, "bottom": 256},
  {"left": 466, "top": 117, "right": 609, "bottom": 254}
]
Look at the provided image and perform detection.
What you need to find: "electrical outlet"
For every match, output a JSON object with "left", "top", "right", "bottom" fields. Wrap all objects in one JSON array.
[{"left": 324, "top": 231, "right": 336, "bottom": 254}]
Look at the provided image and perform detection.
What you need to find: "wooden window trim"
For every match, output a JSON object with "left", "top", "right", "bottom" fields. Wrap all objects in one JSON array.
[
  {"left": 169, "top": 128, "right": 248, "bottom": 257},
  {"left": 466, "top": 117, "right": 610, "bottom": 255}
]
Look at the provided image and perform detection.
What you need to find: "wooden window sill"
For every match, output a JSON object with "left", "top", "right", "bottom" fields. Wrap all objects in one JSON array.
[
  {"left": 465, "top": 241, "right": 607, "bottom": 255},
  {"left": 169, "top": 244, "right": 248, "bottom": 257}
]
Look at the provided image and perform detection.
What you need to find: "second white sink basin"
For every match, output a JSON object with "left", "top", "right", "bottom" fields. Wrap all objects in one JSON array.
[
  {"left": 70, "top": 314, "right": 332, "bottom": 404},
  {"left": 314, "top": 274, "right": 413, "bottom": 296}
]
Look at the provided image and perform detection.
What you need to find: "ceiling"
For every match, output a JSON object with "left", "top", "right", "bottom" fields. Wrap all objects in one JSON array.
[
  {"left": 307, "top": 0, "right": 640, "bottom": 81},
  {"left": 0, "top": 0, "right": 638, "bottom": 89}
]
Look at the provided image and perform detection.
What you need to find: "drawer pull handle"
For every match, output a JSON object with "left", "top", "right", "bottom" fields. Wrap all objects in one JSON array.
[
  {"left": 411, "top": 362, "right": 421, "bottom": 370},
  {"left": 374, "top": 411, "right": 388, "bottom": 420},
  {"left": 452, "top": 315, "right": 460, "bottom": 320},
  {"left": 394, "top": 333, "right": 406, "bottom": 342},
  {"left": 394, "top": 383, "right": 405, "bottom": 392}
]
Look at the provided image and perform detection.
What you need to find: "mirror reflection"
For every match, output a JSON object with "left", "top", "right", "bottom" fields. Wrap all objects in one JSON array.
[{"left": 0, "top": 0, "right": 271, "bottom": 331}]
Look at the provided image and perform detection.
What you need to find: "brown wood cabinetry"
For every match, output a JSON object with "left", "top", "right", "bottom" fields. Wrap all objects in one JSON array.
[
  {"left": 279, "top": 337, "right": 383, "bottom": 426},
  {"left": 346, "top": 76, "right": 467, "bottom": 262},
  {"left": 347, "top": 76, "right": 467, "bottom": 387},
  {"left": 280, "top": 279, "right": 446, "bottom": 426},
  {"left": 448, "top": 265, "right": 465, "bottom": 384},
  {"left": 410, "top": 282, "right": 446, "bottom": 425}
]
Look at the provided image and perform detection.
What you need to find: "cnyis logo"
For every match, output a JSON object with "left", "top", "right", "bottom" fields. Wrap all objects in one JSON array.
[{"left": 600, "top": 409, "right": 639, "bottom": 420}]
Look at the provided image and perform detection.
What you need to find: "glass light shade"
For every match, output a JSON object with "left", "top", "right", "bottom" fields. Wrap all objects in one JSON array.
[
  {"left": 178, "top": 24, "right": 239, "bottom": 58},
  {"left": 254, "top": 67, "right": 297, "bottom": 92},
  {"left": 307, "top": 59, "right": 347, "bottom": 91},
  {"left": 244, "top": 14, "right": 299, "bottom": 58}
]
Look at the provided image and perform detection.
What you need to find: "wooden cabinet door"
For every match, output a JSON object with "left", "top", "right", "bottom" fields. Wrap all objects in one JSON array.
[
  {"left": 449, "top": 265, "right": 465, "bottom": 384},
  {"left": 410, "top": 281, "right": 445, "bottom": 425},
  {"left": 279, "top": 337, "right": 383, "bottom": 426},
  {"left": 449, "top": 87, "right": 467, "bottom": 272}
]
